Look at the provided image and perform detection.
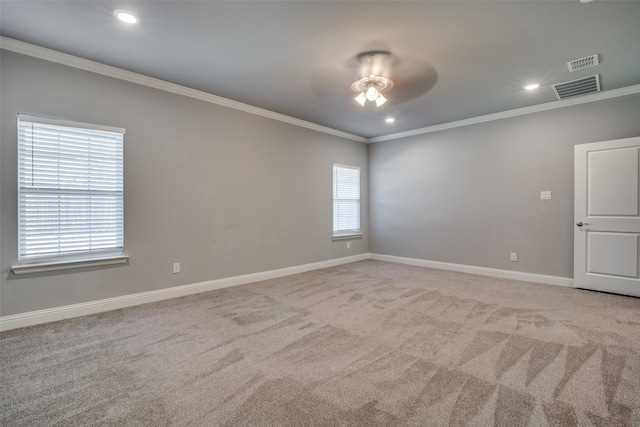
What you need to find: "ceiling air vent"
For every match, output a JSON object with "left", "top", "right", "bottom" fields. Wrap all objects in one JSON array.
[
  {"left": 552, "top": 74, "right": 600, "bottom": 100},
  {"left": 567, "top": 54, "right": 599, "bottom": 72}
]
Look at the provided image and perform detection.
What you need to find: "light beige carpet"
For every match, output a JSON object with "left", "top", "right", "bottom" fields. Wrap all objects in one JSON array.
[{"left": 1, "top": 260, "right": 639, "bottom": 426}]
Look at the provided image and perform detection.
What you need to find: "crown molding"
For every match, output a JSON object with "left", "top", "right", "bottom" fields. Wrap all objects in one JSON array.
[
  {"left": 0, "top": 37, "right": 367, "bottom": 144},
  {"left": 369, "top": 84, "right": 640, "bottom": 143},
  {"left": 4, "top": 37, "right": 639, "bottom": 145}
]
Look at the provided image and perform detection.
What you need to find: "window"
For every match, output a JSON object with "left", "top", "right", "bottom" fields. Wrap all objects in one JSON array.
[
  {"left": 16, "top": 114, "right": 125, "bottom": 268},
  {"left": 333, "top": 164, "right": 361, "bottom": 238}
]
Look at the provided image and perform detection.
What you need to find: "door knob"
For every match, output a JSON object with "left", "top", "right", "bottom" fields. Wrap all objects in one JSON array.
[{"left": 576, "top": 221, "right": 589, "bottom": 227}]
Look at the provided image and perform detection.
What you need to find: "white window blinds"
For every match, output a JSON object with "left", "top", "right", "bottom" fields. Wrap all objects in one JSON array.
[
  {"left": 17, "top": 114, "right": 125, "bottom": 263},
  {"left": 333, "top": 164, "right": 360, "bottom": 236}
]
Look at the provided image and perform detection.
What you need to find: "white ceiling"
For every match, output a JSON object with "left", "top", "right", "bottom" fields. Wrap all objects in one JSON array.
[{"left": 1, "top": 1, "right": 639, "bottom": 139}]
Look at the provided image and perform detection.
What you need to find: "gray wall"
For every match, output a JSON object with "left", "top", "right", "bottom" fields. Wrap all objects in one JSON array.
[
  {"left": 0, "top": 51, "right": 368, "bottom": 316},
  {"left": 369, "top": 93, "right": 640, "bottom": 278},
  {"left": 3, "top": 48, "right": 640, "bottom": 318}
]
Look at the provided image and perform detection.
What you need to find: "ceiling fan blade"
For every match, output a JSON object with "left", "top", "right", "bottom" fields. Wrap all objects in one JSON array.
[{"left": 386, "top": 56, "right": 438, "bottom": 104}]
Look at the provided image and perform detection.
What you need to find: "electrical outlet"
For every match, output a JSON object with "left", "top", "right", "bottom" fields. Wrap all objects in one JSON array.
[
  {"left": 540, "top": 191, "right": 552, "bottom": 200},
  {"left": 173, "top": 262, "right": 180, "bottom": 274},
  {"left": 510, "top": 253, "right": 518, "bottom": 262},
  {"left": 347, "top": 242, "right": 351, "bottom": 249}
]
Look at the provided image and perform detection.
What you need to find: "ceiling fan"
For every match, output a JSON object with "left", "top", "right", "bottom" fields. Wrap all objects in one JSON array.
[
  {"left": 351, "top": 51, "right": 395, "bottom": 107},
  {"left": 311, "top": 45, "right": 437, "bottom": 108}
]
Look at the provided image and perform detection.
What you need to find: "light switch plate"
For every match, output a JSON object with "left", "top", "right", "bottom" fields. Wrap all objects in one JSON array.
[{"left": 540, "top": 191, "right": 552, "bottom": 200}]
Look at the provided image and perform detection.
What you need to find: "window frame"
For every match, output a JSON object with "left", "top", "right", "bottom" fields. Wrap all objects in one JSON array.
[
  {"left": 332, "top": 163, "right": 362, "bottom": 240},
  {"left": 11, "top": 114, "right": 128, "bottom": 275}
]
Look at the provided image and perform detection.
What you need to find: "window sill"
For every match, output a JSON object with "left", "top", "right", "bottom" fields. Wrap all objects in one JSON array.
[
  {"left": 332, "top": 233, "right": 363, "bottom": 241},
  {"left": 11, "top": 255, "right": 129, "bottom": 275}
]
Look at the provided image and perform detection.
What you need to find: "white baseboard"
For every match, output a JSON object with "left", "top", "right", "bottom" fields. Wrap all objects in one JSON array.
[
  {"left": 0, "top": 253, "right": 368, "bottom": 332},
  {"left": 369, "top": 253, "right": 574, "bottom": 288},
  {"left": 1, "top": 252, "right": 574, "bottom": 332}
]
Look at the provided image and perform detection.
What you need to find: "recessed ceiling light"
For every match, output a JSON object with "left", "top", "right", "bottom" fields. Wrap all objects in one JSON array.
[
  {"left": 385, "top": 118, "right": 395, "bottom": 123},
  {"left": 114, "top": 9, "right": 139, "bottom": 24},
  {"left": 523, "top": 83, "right": 540, "bottom": 91}
]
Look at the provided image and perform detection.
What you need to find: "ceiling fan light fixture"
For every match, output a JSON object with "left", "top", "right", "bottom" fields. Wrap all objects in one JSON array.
[
  {"left": 351, "top": 75, "right": 394, "bottom": 107},
  {"left": 366, "top": 85, "right": 379, "bottom": 101},
  {"left": 354, "top": 92, "right": 367, "bottom": 106}
]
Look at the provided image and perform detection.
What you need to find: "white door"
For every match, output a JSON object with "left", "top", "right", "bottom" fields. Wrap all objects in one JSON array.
[{"left": 574, "top": 136, "right": 640, "bottom": 297}]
